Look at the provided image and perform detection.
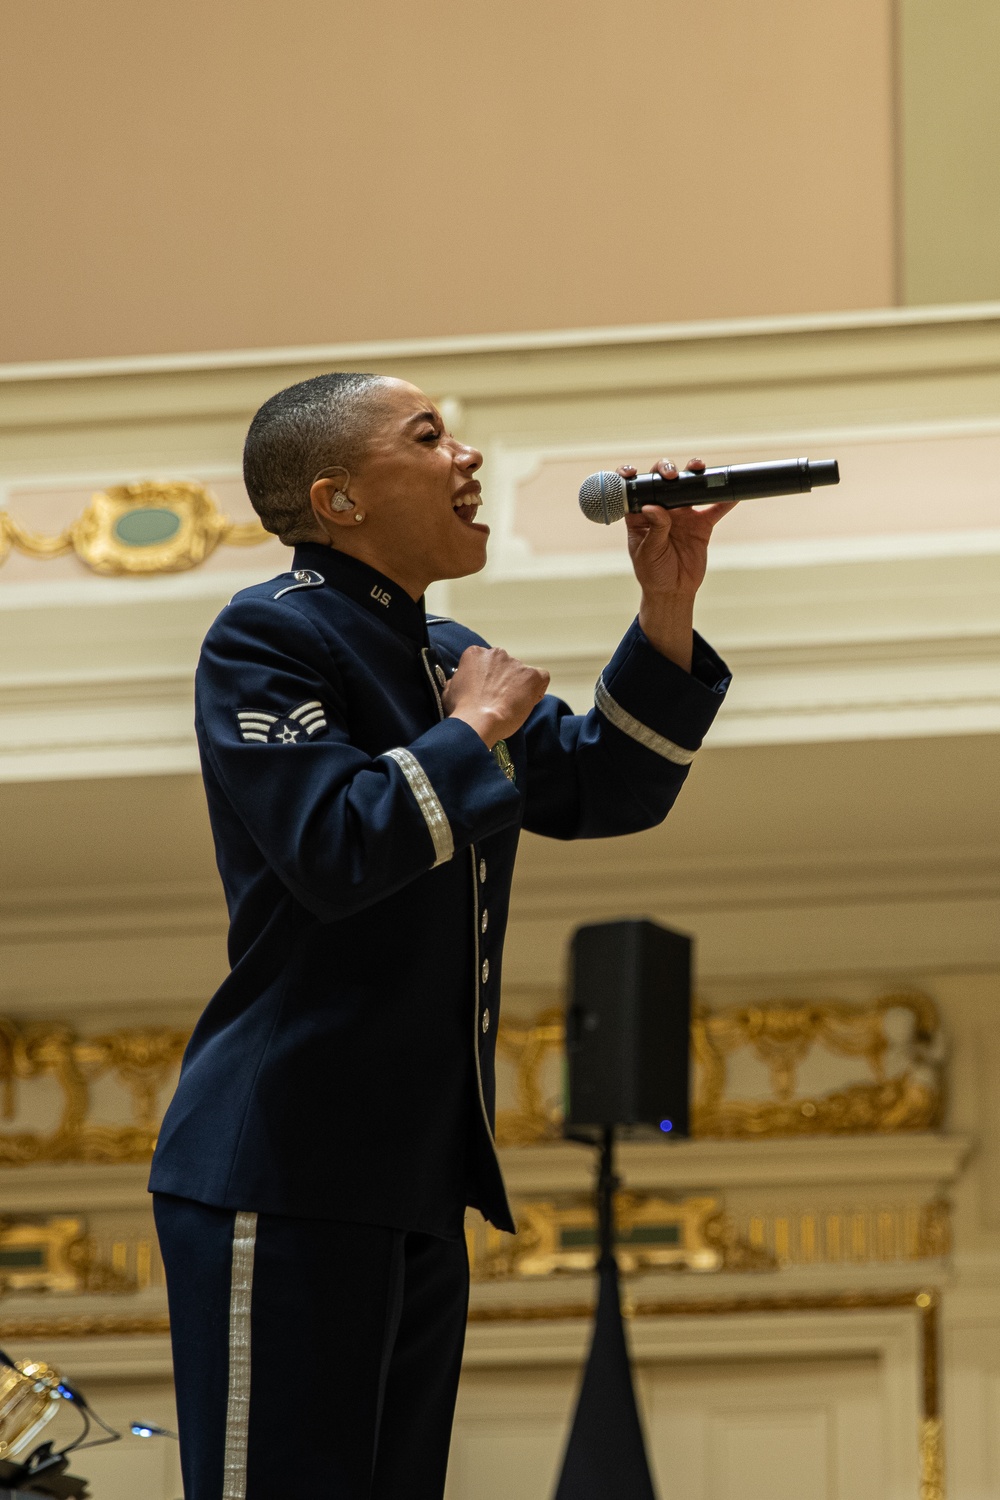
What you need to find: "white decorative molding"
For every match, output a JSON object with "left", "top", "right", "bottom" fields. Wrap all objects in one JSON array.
[
  {"left": 3, "top": 307, "right": 1000, "bottom": 777},
  {"left": 482, "top": 416, "right": 1000, "bottom": 583},
  {"left": 0, "top": 1163, "right": 155, "bottom": 1215},
  {"left": 1, "top": 547, "right": 997, "bottom": 778},
  {"left": 3, "top": 299, "right": 1000, "bottom": 386},
  {"left": 499, "top": 1134, "right": 971, "bottom": 1198},
  {"left": 508, "top": 841, "right": 999, "bottom": 925},
  {"left": 0, "top": 673, "right": 199, "bottom": 781}
]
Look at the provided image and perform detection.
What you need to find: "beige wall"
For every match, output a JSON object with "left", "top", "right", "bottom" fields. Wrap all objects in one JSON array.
[
  {"left": 0, "top": 0, "right": 897, "bottom": 362},
  {"left": 901, "top": 0, "right": 1000, "bottom": 305}
]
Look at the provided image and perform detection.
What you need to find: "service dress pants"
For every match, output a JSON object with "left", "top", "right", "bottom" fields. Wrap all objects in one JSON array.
[{"left": 153, "top": 1194, "right": 470, "bottom": 1500}]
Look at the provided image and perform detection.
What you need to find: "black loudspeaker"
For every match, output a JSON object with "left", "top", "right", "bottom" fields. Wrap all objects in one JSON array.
[{"left": 564, "top": 918, "right": 692, "bottom": 1136}]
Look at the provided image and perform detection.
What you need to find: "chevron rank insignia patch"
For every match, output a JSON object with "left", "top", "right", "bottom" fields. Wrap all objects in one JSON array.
[{"left": 237, "top": 700, "right": 328, "bottom": 745}]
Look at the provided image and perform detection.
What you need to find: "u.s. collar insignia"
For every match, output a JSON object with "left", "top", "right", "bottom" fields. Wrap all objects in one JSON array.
[
  {"left": 492, "top": 739, "right": 516, "bottom": 782},
  {"left": 237, "top": 700, "right": 328, "bottom": 744}
]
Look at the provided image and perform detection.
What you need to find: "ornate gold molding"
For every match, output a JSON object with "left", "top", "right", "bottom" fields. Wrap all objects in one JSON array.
[
  {"left": 0, "top": 1218, "right": 135, "bottom": 1296},
  {"left": 746, "top": 1198, "right": 950, "bottom": 1267},
  {"left": 921, "top": 1417, "right": 944, "bottom": 1500},
  {"left": 693, "top": 993, "right": 943, "bottom": 1138},
  {"left": 496, "top": 1006, "right": 564, "bottom": 1146},
  {"left": 469, "top": 1193, "right": 948, "bottom": 1281},
  {"left": 0, "top": 480, "right": 269, "bottom": 575},
  {"left": 468, "top": 1193, "right": 776, "bottom": 1281},
  {"left": 0, "top": 995, "right": 946, "bottom": 1166},
  {"left": 495, "top": 994, "right": 944, "bottom": 1146},
  {"left": 0, "top": 1314, "right": 170, "bottom": 1340},
  {"left": 0, "top": 1021, "right": 187, "bottom": 1164}
]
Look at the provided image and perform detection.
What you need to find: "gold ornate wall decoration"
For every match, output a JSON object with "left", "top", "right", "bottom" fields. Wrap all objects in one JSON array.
[
  {"left": 494, "top": 993, "right": 944, "bottom": 1145},
  {"left": 0, "top": 1021, "right": 188, "bottom": 1165},
  {"left": 0, "top": 995, "right": 944, "bottom": 1166},
  {"left": 0, "top": 480, "right": 269, "bottom": 575},
  {"left": 467, "top": 1193, "right": 777, "bottom": 1281},
  {"left": 468, "top": 1193, "right": 948, "bottom": 1281},
  {"left": 743, "top": 1198, "right": 951, "bottom": 1268},
  {"left": 0, "top": 1218, "right": 135, "bottom": 1296},
  {"left": 692, "top": 993, "right": 944, "bottom": 1138},
  {"left": 496, "top": 1006, "right": 564, "bottom": 1146},
  {"left": 0, "top": 1314, "right": 171, "bottom": 1341}
]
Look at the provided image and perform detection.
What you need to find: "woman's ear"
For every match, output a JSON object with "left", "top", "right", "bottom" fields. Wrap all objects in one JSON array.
[{"left": 311, "top": 474, "right": 363, "bottom": 535}]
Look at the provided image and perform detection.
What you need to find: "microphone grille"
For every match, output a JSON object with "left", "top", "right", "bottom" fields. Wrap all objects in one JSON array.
[{"left": 578, "top": 470, "right": 626, "bottom": 524}]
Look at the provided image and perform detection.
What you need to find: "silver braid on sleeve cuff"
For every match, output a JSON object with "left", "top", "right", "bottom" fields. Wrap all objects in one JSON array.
[
  {"left": 382, "top": 748, "right": 455, "bottom": 866},
  {"left": 594, "top": 675, "right": 696, "bottom": 766}
]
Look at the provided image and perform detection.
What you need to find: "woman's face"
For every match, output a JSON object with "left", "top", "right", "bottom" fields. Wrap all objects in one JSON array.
[{"left": 318, "top": 378, "right": 488, "bottom": 598}]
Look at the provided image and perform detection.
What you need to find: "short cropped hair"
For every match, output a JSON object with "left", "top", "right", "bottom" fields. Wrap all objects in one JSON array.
[{"left": 243, "top": 372, "right": 387, "bottom": 544}]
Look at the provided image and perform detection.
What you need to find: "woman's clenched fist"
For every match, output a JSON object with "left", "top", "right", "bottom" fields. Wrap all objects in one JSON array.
[{"left": 441, "top": 645, "right": 549, "bottom": 747}]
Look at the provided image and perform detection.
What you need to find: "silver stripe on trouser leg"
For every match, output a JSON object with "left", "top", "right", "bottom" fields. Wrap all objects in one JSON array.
[{"left": 222, "top": 1210, "right": 258, "bottom": 1500}]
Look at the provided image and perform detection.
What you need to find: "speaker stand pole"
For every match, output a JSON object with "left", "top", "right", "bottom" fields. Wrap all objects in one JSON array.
[
  {"left": 596, "top": 1126, "right": 618, "bottom": 1270},
  {"left": 552, "top": 1126, "right": 659, "bottom": 1500}
]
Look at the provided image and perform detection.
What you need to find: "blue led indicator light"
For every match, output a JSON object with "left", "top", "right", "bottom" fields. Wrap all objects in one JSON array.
[{"left": 659, "top": 1119, "right": 673, "bottom": 1133}]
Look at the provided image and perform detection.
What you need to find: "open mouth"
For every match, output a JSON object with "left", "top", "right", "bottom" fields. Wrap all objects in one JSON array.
[
  {"left": 452, "top": 500, "right": 484, "bottom": 525},
  {"left": 452, "top": 486, "right": 488, "bottom": 530}
]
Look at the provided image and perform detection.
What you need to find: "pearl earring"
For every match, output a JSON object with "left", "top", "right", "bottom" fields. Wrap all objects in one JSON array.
[{"left": 353, "top": 512, "right": 364, "bottom": 523}]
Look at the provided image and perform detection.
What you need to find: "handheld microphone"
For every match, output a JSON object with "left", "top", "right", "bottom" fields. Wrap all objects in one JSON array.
[{"left": 578, "top": 457, "right": 840, "bottom": 525}]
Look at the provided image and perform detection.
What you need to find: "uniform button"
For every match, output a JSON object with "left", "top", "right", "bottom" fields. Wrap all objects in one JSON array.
[
  {"left": 435, "top": 664, "right": 447, "bottom": 689},
  {"left": 294, "top": 570, "right": 309, "bottom": 581},
  {"left": 482, "top": 1008, "right": 491, "bottom": 1034},
  {"left": 481, "top": 959, "right": 490, "bottom": 984},
  {"left": 479, "top": 858, "right": 487, "bottom": 884},
  {"left": 481, "top": 908, "right": 489, "bottom": 934}
]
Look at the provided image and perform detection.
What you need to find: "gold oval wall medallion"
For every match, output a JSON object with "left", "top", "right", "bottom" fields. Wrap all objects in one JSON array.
[{"left": 0, "top": 480, "right": 269, "bottom": 575}]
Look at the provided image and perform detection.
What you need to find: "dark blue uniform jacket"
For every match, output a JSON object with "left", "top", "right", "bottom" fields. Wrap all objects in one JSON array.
[{"left": 149, "top": 544, "right": 731, "bottom": 1237}]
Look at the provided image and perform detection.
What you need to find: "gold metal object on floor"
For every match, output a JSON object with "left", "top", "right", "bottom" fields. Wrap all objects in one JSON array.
[{"left": 0, "top": 1357, "right": 62, "bottom": 1459}]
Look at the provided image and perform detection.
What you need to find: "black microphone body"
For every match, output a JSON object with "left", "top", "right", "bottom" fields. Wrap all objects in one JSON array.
[{"left": 578, "top": 457, "right": 840, "bottom": 524}]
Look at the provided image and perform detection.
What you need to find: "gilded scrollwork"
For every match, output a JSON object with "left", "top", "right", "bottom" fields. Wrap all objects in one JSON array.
[
  {"left": 692, "top": 993, "right": 943, "bottom": 1137},
  {"left": 495, "top": 993, "right": 944, "bottom": 1145},
  {"left": 0, "top": 1021, "right": 188, "bottom": 1165},
  {"left": 920, "top": 1417, "right": 944, "bottom": 1500},
  {"left": 0, "top": 480, "right": 269, "bottom": 576},
  {"left": 495, "top": 1006, "right": 564, "bottom": 1146},
  {"left": 468, "top": 1192, "right": 777, "bottom": 1281},
  {"left": 701, "top": 1211, "right": 780, "bottom": 1273},
  {"left": 0, "top": 1217, "right": 135, "bottom": 1296},
  {"left": 0, "top": 994, "right": 946, "bottom": 1166}
]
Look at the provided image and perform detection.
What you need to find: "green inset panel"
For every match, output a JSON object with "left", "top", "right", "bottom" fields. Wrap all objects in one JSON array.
[
  {"left": 620, "top": 1224, "right": 682, "bottom": 1247},
  {"left": 560, "top": 1228, "right": 596, "bottom": 1249},
  {"left": 0, "top": 1247, "right": 46, "bottom": 1269},
  {"left": 113, "top": 508, "right": 182, "bottom": 548},
  {"left": 558, "top": 1223, "right": 684, "bottom": 1249}
]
